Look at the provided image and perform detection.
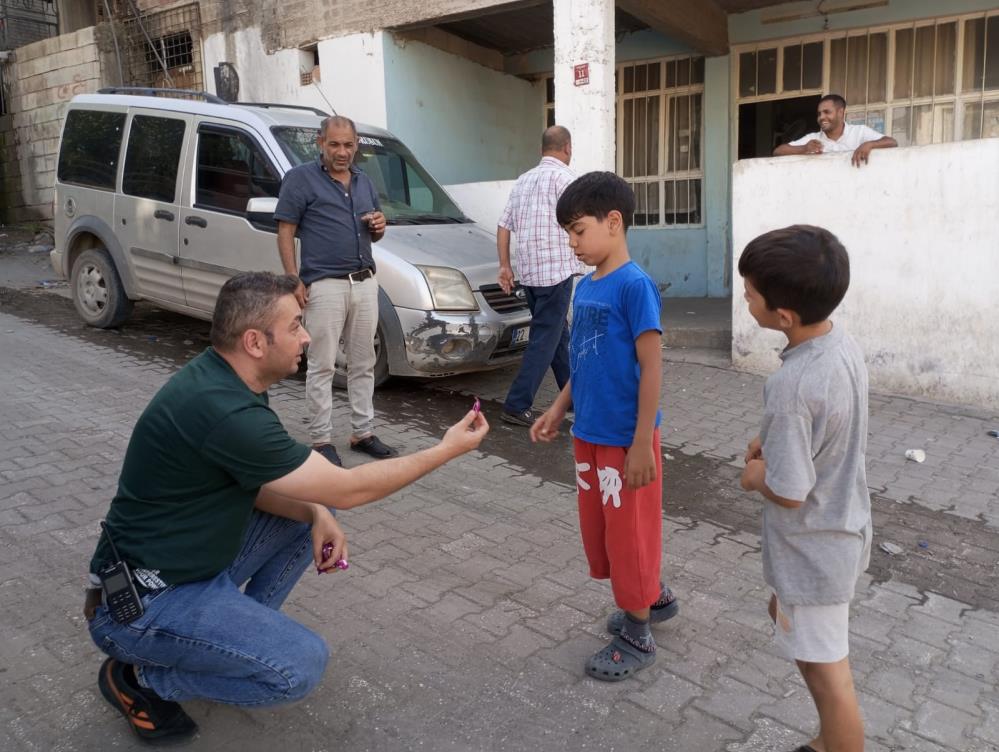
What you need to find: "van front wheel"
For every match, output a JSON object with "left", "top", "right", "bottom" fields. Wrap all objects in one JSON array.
[
  {"left": 333, "top": 323, "right": 390, "bottom": 390},
  {"left": 71, "top": 248, "right": 134, "bottom": 328}
]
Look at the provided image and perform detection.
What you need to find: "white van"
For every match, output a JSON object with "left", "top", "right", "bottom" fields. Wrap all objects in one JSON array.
[{"left": 51, "top": 89, "right": 531, "bottom": 384}]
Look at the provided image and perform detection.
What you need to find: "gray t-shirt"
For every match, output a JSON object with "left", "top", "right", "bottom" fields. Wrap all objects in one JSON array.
[{"left": 760, "top": 323, "right": 872, "bottom": 606}]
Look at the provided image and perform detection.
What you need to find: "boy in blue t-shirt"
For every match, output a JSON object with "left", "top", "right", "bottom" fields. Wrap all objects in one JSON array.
[{"left": 531, "top": 172, "right": 677, "bottom": 682}]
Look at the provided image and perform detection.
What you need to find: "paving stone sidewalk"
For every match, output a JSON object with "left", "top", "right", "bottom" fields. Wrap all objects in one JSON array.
[{"left": 1, "top": 305, "right": 997, "bottom": 752}]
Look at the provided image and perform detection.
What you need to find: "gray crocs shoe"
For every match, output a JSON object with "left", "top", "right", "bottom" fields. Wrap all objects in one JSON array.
[
  {"left": 606, "top": 588, "right": 679, "bottom": 636},
  {"left": 585, "top": 635, "right": 657, "bottom": 682}
]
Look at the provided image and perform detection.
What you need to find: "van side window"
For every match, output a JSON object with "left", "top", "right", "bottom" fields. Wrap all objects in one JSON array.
[
  {"left": 196, "top": 127, "right": 281, "bottom": 214},
  {"left": 122, "top": 115, "right": 186, "bottom": 203},
  {"left": 57, "top": 110, "right": 126, "bottom": 190}
]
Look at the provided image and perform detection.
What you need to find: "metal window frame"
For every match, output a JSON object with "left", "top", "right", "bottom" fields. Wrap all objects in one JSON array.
[
  {"left": 731, "top": 9, "right": 999, "bottom": 156},
  {"left": 616, "top": 54, "right": 706, "bottom": 230}
]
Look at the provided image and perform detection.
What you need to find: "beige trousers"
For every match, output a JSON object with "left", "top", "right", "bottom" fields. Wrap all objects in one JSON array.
[{"left": 304, "top": 276, "right": 379, "bottom": 444}]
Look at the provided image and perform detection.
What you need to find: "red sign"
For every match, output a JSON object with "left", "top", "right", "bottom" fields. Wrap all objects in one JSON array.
[{"left": 574, "top": 63, "right": 589, "bottom": 87}]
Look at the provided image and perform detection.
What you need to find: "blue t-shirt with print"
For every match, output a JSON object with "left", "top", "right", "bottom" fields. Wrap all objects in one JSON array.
[{"left": 570, "top": 261, "right": 662, "bottom": 447}]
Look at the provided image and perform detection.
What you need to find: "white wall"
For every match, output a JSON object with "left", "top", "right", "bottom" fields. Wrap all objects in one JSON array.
[
  {"left": 731, "top": 139, "right": 999, "bottom": 410},
  {"left": 444, "top": 180, "right": 516, "bottom": 230},
  {"left": 445, "top": 179, "right": 519, "bottom": 259},
  {"left": 383, "top": 36, "right": 539, "bottom": 186},
  {"left": 552, "top": 0, "right": 615, "bottom": 173},
  {"left": 201, "top": 29, "right": 387, "bottom": 128}
]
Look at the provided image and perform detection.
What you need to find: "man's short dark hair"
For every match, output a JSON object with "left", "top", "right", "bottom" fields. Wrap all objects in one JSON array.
[
  {"left": 820, "top": 93, "right": 847, "bottom": 109},
  {"left": 542, "top": 125, "right": 571, "bottom": 152},
  {"left": 738, "top": 225, "right": 850, "bottom": 325},
  {"left": 319, "top": 115, "right": 357, "bottom": 138},
  {"left": 556, "top": 171, "right": 635, "bottom": 231},
  {"left": 211, "top": 272, "right": 300, "bottom": 352}
]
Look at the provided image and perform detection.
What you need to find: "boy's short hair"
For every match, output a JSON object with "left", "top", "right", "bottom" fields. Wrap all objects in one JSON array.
[
  {"left": 738, "top": 225, "right": 850, "bottom": 325},
  {"left": 556, "top": 171, "right": 635, "bottom": 230}
]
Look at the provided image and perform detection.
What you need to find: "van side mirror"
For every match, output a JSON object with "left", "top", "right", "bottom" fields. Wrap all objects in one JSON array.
[{"left": 246, "top": 196, "right": 279, "bottom": 233}]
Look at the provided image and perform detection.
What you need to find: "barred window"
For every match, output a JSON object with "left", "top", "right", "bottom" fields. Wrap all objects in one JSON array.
[
  {"left": 618, "top": 56, "right": 705, "bottom": 227},
  {"left": 545, "top": 77, "right": 555, "bottom": 128},
  {"left": 145, "top": 31, "right": 194, "bottom": 75},
  {"left": 737, "top": 11, "right": 999, "bottom": 150}
]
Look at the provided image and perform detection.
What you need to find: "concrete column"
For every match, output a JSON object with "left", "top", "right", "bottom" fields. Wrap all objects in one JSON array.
[{"left": 553, "top": 0, "right": 615, "bottom": 174}]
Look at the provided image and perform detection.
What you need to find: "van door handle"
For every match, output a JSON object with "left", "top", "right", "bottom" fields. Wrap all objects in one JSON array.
[
  {"left": 154, "top": 210, "right": 175, "bottom": 221},
  {"left": 185, "top": 216, "right": 208, "bottom": 228}
]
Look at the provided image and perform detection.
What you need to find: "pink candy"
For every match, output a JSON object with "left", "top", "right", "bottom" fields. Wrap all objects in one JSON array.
[{"left": 317, "top": 542, "right": 349, "bottom": 573}]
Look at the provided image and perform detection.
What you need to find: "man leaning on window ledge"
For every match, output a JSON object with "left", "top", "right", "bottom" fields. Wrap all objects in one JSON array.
[{"left": 774, "top": 93, "right": 897, "bottom": 168}]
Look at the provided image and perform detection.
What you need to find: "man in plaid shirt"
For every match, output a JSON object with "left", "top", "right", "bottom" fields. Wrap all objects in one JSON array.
[{"left": 496, "top": 125, "right": 582, "bottom": 426}]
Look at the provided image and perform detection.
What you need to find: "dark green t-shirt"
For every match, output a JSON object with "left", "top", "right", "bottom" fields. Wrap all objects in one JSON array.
[{"left": 90, "top": 348, "right": 311, "bottom": 585}]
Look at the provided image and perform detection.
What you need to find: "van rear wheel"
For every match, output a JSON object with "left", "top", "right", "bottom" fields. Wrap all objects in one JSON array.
[{"left": 71, "top": 248, "right": 134, "bottom": 328}]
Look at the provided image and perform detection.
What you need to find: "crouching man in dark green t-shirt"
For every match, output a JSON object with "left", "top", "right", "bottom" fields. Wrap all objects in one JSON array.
[{"left": 85, "top": 272, "right": 489, "bottom": 745}]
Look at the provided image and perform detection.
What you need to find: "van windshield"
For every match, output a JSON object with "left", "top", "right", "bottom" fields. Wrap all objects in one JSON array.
[{"left": 272, "top": 127, "right": 469, "bottom": 225}]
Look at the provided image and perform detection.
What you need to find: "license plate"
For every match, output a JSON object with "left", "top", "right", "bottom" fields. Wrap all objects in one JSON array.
[{"left": 510, "top": 326, "right": 530, "bottom": 345}]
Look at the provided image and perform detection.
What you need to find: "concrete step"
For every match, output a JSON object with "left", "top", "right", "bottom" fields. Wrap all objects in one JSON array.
[{"left": 661, "top": 296, "right": 731, "bottom": 352}]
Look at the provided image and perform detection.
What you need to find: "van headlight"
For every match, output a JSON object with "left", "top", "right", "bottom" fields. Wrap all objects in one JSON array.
[{"left": 416, "top": 265, "right": 479, "bottom": 312}]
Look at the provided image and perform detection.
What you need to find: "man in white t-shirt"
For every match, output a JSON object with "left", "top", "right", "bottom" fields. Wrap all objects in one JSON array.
[{"left": 774, "top": 94, "right": 897, "bottom": 167}]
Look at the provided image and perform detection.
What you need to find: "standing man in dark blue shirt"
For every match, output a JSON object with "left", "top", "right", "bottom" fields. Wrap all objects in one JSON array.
[{"left": 275, "top": 115, "right": 397, "bottom": 465}]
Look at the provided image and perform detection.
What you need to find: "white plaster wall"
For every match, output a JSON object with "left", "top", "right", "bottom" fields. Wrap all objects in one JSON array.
[
  {"left": 444, "top": 179, "right": 520, "bottom": 261},
  {"left": 201, "top": 29, "right": 387, "bottom": 127},
  {"left": 553, "top": 0, "right": 615, "bottom": 173},
  {"left": 731, "top": 140, "right": 999, "bottom": 410},
  {"left": 444, "top": 180, "right": 516, "bottom": 230}
]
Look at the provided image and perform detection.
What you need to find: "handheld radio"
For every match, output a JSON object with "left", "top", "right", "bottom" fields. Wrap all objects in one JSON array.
[{"left": 98, "top": 521, "right": 144, "bottom": 624}]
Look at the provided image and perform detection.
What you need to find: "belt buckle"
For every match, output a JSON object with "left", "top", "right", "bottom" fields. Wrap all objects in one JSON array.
[{"left": 348, "top": 269, "right": 367, "bottom": 284}]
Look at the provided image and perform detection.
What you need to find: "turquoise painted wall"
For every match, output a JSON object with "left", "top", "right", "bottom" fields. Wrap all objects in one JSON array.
[
  {"left": 616, "top": 32, "right": 731, "bottom": 297},
  {"left": 382, "top": 35, "right": 539, "bottom": 186}
]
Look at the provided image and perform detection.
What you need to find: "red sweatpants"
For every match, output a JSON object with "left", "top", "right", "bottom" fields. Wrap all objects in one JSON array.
[{"left": 573, "top": 430, "right": 663, "bottom": 611}]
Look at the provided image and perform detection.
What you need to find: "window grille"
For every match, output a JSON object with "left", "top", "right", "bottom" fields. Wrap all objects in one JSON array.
[
  {"left": 619, "top": 56, "right": 705, "bottom": 227},
  {"left": 735, "top": 10, "right": 999, "bottom": 147},
  {"left": 102, "top": 2, "right": 203, "bottom": 92},
  {"left": 544, "top": 77, "right": 555, "bottom": 128},
  {"left": 144, "top": 32, "right": 194, "bottom": 75}
]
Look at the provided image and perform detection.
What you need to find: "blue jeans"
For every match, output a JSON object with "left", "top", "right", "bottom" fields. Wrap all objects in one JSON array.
[
  {"left": 503, "top": 276, "right": 574, "bottom": 413},
  {"left": 88, "top": 511, "right": 328, "bottom": 706}
]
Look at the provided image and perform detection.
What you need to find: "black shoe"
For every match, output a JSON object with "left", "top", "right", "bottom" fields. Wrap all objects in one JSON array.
[
  {"left": 500, "top": 408, "right": 535, "bottom": 427},
  {"left": 98, "top": 658, "right": 197, "bottom": 745},
  {"left": 350, "top": 434, "right": 398, "bottom": 459},
  {"left": 313, "top": 443, "right": 342, "bottom": 467}
]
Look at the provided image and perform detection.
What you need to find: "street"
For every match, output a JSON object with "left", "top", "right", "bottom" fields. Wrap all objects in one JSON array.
[{"left": 1, "top": 255, "right": 998, "bottom": 752}]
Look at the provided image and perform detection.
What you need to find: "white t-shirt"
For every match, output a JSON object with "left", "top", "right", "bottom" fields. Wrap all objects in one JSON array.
[{"left": 790, "top": 122, "right": 886, "bottom": 152}]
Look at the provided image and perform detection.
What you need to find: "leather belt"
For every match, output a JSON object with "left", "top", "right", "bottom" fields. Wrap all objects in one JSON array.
[{"left": 332, "top": 268, "right": 373, "bottom": 284}]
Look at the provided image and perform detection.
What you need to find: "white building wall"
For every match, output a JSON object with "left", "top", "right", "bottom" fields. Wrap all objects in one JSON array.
[
  {"left": 731, "top": 140, "right": 999, "bottom": 409},
  {"left": 444, "top": 180, "right": 516, "bottom": 230},
  {"left": 201, "top": 29, "right": 388, "bottom": 128},
  {"left": 552, "top": 0, "right": 615, "bottom": 173}
]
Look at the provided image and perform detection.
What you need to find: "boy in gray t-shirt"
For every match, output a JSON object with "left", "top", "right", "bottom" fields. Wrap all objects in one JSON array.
[{"left": 738, "top": 225, "right": 871, "bottom": 752}]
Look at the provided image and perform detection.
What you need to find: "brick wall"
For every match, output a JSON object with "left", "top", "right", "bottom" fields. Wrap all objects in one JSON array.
[{"left": 0, "top": 27, "right": 109, "bottom": 224}]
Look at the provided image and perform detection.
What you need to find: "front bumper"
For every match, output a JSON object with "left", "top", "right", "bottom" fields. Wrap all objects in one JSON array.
[{"left": 396, "top": 307, "right": 531, "bottom": 377}]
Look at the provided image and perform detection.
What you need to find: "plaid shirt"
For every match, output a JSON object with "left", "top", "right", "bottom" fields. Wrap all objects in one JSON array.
[{"left": 498, "top": 157, "right": 582, "bottom": 287}]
